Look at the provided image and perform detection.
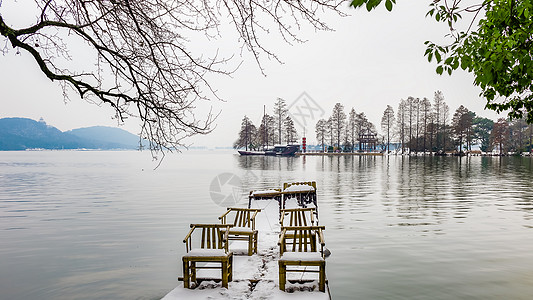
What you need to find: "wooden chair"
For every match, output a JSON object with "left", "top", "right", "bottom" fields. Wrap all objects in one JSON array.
[
  {"left": 182, "top": 224, "right": 233, "bottom": 288},
  {"left": 281, "top": 182, "right": 317, "bottom": 208},
  {"left": 278, "top": 226, "right": 326, "bottom": 292},
  {"left": 219, "top": 208, "right": 261, "bottom": 256}
]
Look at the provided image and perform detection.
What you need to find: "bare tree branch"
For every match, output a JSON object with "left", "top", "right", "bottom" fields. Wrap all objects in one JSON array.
[{"left": 1, "top": 0, "right": 345, "bottom": 155}]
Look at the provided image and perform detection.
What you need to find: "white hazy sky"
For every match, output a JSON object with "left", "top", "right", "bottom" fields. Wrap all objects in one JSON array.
[{"left": 0, "top": 2, "right": 504, "bottom": 147}]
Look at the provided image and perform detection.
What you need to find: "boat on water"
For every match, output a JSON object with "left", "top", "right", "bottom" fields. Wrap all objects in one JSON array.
[
  {"left": 163, "top": 181, "right": 330, "bottom": 300},
  {"left": 238, "top": 145, "right": 300, "bottom": 156}
]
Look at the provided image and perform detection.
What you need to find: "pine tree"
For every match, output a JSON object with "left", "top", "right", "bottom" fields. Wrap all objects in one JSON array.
[
  {"left": 315, "top": 119, "right": 328, "bottom": 152},
  {"left": 273, "top": 98, "right": 288, "bottom": 144},
  {"left": 234, "top": 116, "right": 257, "bottom": 150},
  {"left": 381, "top": 105, "right": 395, "bottom": 152},
  {"left": 330, "top": 103, "right": 346, "bottom": 148},
  {"left": 284, "top": 116, "right": 298, "bottom": 144}
]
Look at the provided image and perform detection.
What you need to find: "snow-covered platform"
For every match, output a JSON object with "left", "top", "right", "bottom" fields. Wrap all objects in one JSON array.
[{"left": 162, "top": 198, "right": 330, "bottom": 300}]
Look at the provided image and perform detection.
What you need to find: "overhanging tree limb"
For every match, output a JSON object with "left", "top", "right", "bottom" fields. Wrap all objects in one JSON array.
[
  {"left": 1, "top": 0, "right": 345, "bottom": 153},
  {"left": 350, "top": 0, "right": 533, "bottom": 124}
]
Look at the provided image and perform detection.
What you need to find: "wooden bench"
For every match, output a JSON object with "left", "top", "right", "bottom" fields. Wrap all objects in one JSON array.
[
  {"left": 278, "top": 226, "right": 326, "bottom": 292},
  {"left": 219, "top": 208, "right": 261, "bottom": 256},
  {"left": 182, "top": 224, "right": 233, "bottom": 288}
]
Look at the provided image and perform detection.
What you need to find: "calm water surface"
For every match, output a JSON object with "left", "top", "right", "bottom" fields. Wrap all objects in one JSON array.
[{"left": 1, "top": 151, "right": 533, "bottom": 299}]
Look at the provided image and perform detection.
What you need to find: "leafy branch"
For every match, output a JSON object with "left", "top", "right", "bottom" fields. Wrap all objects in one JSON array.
[{"left": 350, "top": 0, "right": 533, "bottom": 123}]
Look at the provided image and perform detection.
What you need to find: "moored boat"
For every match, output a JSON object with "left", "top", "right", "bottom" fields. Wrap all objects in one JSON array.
[{"left": 237, "top": 150, "right": 266, "bottom": 156}]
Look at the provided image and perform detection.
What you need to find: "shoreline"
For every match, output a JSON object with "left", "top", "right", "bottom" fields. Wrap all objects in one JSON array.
[
  {"left": 297, "top": 152, "right": 533, "bottom": 157},
  {"left": 296, "top": 152, "right": 383, "bottom": 156}
]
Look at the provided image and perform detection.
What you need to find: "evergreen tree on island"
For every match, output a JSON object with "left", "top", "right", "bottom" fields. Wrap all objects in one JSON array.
[
  {"left": 273, "top": 98, "right": 288, "bottom": 145},
  {"left": 234, "top": 116, "right": 257, "bottom": 151}
]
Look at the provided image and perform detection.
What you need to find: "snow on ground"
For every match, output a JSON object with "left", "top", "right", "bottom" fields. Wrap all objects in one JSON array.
[{"left": 161, "top": 199, "right": 329, "bottom": 300}]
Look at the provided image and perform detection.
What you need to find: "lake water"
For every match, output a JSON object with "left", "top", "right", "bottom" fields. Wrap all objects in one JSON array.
[{"left": 1, "top": 151, "right": 533, "bottom": 300}]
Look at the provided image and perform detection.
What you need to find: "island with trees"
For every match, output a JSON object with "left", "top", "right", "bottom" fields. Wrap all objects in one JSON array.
[{"left": 235, "top": 91, "right": 533, "bottom": 156}]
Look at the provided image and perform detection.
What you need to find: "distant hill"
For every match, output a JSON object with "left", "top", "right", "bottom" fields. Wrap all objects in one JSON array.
[
  {"left": 67, "top": 126, "right": 147, "bottom": 149},
  {"left": 0, "top": 118, "right": 143, "bottom": 150}
]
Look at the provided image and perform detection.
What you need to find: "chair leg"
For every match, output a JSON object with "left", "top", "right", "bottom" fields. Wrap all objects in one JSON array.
[
  {"left": 279, "top": 261, "right": 286, "bottom": 291},
  {"left": 221, "top": 260, "right": 228, "bottom": 288},
  {"left": 229, "top": 253, "right": 233, "bottom": 282},
  {"left": 248, "top": 234, "right": 253, "bottom": 256},
  {"left": 191, "top": 261, "right": 196, "bottom": 283},
  {"left": 182, "top": 258, "right": 190, "bottom": 289},
  {"left": 254, "top": 231, "right": 258, "bottom": 254},
  {"left": 319, "top": 261, "right": 326, "bottom": 292}
]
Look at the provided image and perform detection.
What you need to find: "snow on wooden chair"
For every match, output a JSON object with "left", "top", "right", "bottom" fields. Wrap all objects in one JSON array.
[
  {"left": 278, "top": 225, "right": 326, "bottom": 292},
  {"left": 282, "top": 181, "right": 317, "bottom": 208},
  {"left": 218, "top": 208, "right": 261, "bottom": 256},
  {"left": 248, "top": 188, "right": 282, "bottom": 209},
  {"left": 182, "top": 224, "right": 233, "bottom": 289}
]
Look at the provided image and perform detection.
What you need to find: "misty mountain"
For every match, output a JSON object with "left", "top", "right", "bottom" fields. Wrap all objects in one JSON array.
[
  {"left": 0, "top": 118, "right": 143, "bottom": 150},
  {"left": 67, "top": 126, "right": 147, "bottom": 149}
]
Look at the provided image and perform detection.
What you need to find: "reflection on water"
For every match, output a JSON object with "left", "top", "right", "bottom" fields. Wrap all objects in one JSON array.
[{"left": 1, "top": 152, "right": 533, "bottom": 300}]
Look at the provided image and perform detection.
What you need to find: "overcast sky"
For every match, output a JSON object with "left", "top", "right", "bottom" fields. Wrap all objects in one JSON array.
[{"left": 0, "top": 2, "right": 503, "bottom": 147}]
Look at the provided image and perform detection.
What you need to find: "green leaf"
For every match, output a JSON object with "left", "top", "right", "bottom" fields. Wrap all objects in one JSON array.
[
  {"left": 436, "top": 65, "right": 444, "bottom": 75},
  {"left": 385, "top": 0, "right": 393, "bottom": 11},
  {"left": 435, "top": 51, "right": 442, "bottom": 63},
  {"left": 452, "top": 58, "right": 460, "bottom": 70},
  {"left": 350, "top": 0, "right": 364, "bottom": 8},
  {"left": 460, "top": 59, "right": 468, "bottom": 70},
  {"left": 366, "top": 0, "right": 380, "bottom": 11}
]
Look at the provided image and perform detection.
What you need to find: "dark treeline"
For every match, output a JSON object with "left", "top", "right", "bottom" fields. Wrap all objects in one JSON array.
[{"left": 234, "top": 98, "right": 298, "bottom": 150}]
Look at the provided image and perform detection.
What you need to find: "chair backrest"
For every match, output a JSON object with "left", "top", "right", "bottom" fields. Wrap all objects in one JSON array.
[
  {"left": 282, "top": 181, "right": 317, "bottom": 192},
  {"left": 281, "top": 182, "right": 318, "bottom": 209},
  {"left": 248, "top": 189, "right": 282, "bottom": 200},
  {"left": 278, "top": 226, "right": 325, "bottom": 256},
  {"left": 280, "top": 208, "right": 316, "bottom": 226},
  {"left": 183, "top": 224, "right": 232, "bottom": 253},
  {"left": 219, "top": 208, "right": 261, "bottom": 230}
]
